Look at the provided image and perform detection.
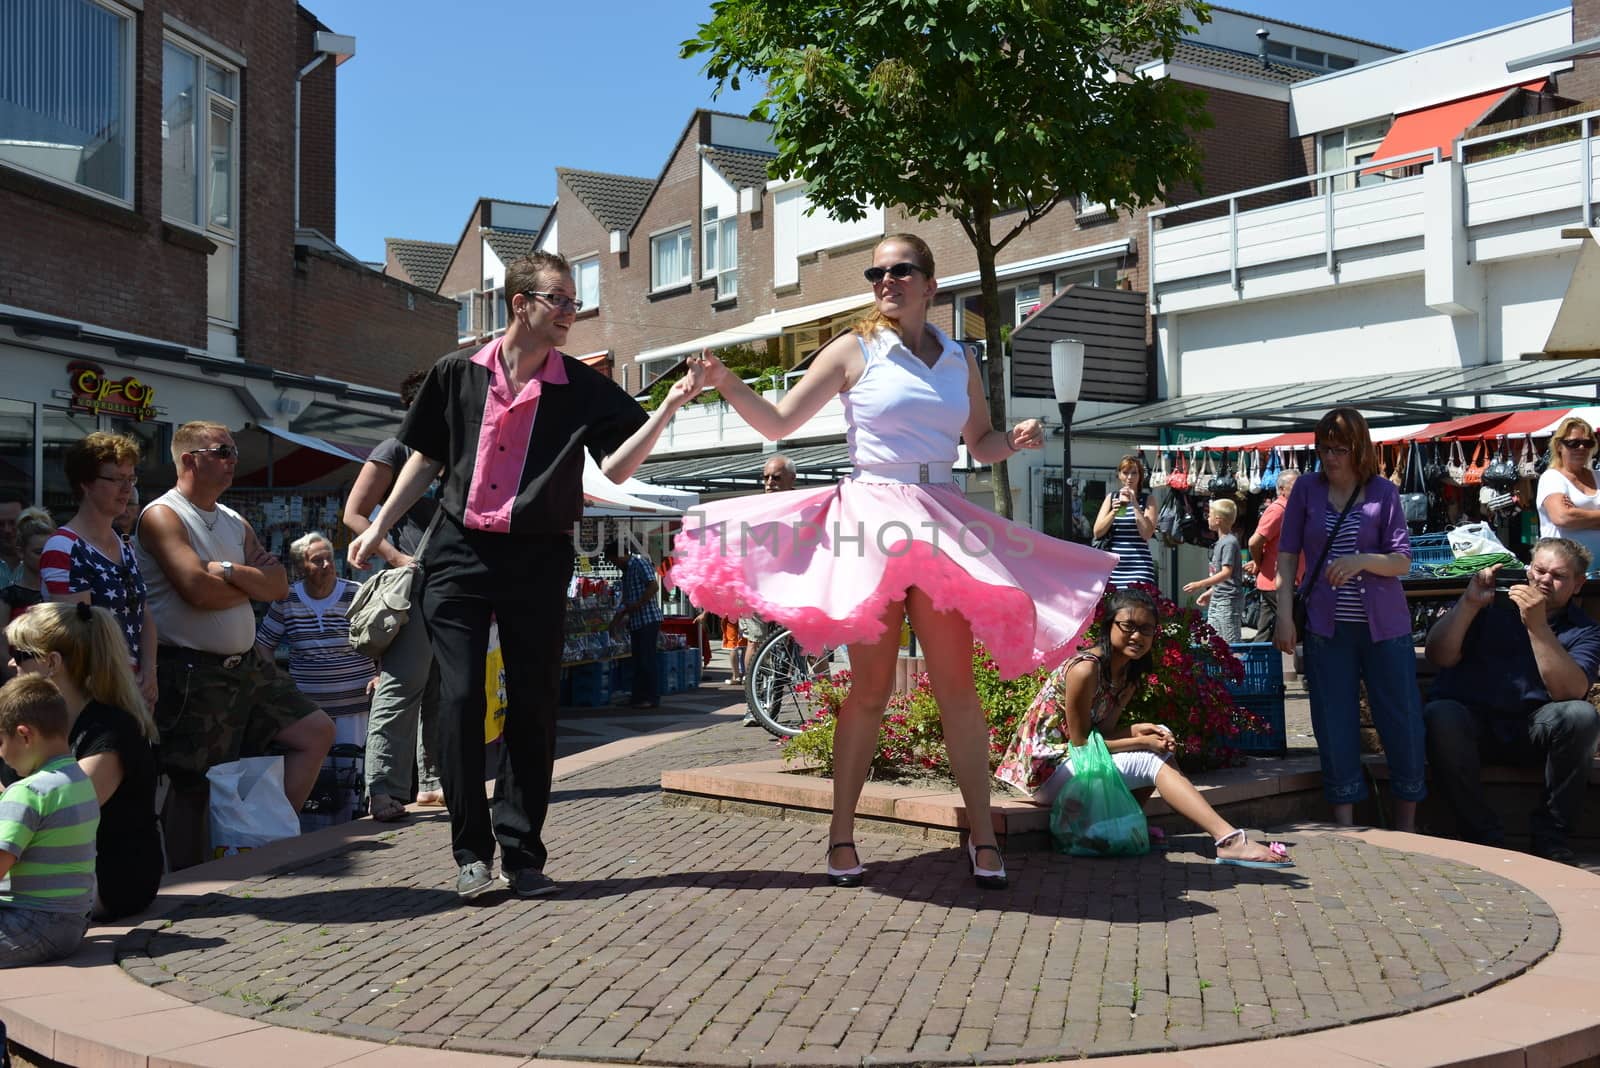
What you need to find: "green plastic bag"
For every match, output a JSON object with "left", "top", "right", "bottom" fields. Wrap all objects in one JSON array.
[{"left": 1050, "top": 730, "right": 1150, "bottom": 857}]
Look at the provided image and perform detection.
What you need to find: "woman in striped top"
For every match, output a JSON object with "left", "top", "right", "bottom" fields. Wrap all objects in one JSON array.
[
  {"left": 1092, "top": 455, "right": 1159, "bottom": 590},
  {"left": 255, "top": 532, "right": 375, "bottom": 747},
  {"left": 1273, "top": 408, "right": 1421, "bottom": 832}
]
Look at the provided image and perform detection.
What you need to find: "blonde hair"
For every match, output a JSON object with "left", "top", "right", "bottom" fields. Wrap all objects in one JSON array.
[
  {"left": 1547, "top": 416, "right": 1596, "bottom": 472},
  {"left": 7, "top": 603, "right": 157, "bottom": 742},
  {"left": 853, "top": 233, "right": 937, "bottom": 341},
  {"left": 1210, "top": 498, "right": 1237, "bottom": 525},
  {"left": 17, "top": 507, "right": 54, "bottom": 547},
  {"left": 170, "top": 421, "right": 230, "bottom": 465}
]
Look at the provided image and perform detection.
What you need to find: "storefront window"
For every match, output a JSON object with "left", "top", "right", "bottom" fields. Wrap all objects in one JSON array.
[
  {"left": 110, "top": 417, "right": 175, "bottom": 506},
  {"left": 0, "top": 399, "right": 37, "bottom": 509},
  {"left": 41, "top": 407, "right": 99, "bottom": 517}
]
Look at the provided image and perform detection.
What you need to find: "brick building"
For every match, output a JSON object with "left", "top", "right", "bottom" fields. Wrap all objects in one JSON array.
[{"left": 0, "top": 0, "right": 457, "bottom": 512}]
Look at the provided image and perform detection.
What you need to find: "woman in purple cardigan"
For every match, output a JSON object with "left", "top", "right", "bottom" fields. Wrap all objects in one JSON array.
[{"left": 1272, "top": 407, "right": 1423, "bottom": 831}]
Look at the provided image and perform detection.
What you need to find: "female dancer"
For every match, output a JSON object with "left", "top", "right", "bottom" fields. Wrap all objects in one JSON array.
[
  {"left": 996, "top": 587, "right": 1291, "bottom": 867},
  {"left": 676, "top": 233, "right": 1115, "bottom": 889}
]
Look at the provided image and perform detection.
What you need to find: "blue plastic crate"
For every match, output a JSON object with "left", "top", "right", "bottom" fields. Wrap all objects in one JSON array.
[
  {"left": 1408, "top": 533, "right": 1454, "bottom": 570},
  {"left": 1232, "top": 692, "right": 1287, "bottom": 756},
  {"left": 569, "top": 662, "right": 613, "bottom": 707},
  {"left": 685, "top": 649, "right": 702, "bottom": 689},
  {"left": 1224, "top": 642, "right": 1284, "bottom": 698},
  {"left": 657, "top": 651, "right": 681, "bottom": 695}
]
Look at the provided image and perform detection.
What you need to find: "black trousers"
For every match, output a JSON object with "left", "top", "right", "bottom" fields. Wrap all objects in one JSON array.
[{"left": 421, "top": 514, "right": 573, "bottom": 872}]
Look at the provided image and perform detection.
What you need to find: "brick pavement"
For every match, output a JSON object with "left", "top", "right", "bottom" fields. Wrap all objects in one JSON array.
[{"left": 118, "top": 722, "right": 1558, "bottom": 1066}]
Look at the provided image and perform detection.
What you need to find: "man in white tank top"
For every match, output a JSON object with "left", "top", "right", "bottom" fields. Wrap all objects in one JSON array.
[{"left": 135, "top": 421, "right": 334, "bottom": 868}]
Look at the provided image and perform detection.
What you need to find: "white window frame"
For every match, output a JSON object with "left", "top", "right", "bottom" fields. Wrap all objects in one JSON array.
[
  {"left": 0, "top": 0, "right": 138, "bottom": 207},
  {"left": 454, "top": 291, "right": 475, "bottom": 341},
  {"left": 1318, "top": 117, "right": 1392, "bottom": 193},
  {"left": 1056, "top": 266, "right": 1116, "bottom": 289},
  {"left": 572, "top": 255, "right": 600, "bottom": 312},
  {"left": 650, "top": 225, "right": 694, "bottom": 292},
  {"left": 162, "top": 32, "right": 241, "bottom": 327},
  {"left": 701, "top": 208, "right": 738, "bottom": 300}
]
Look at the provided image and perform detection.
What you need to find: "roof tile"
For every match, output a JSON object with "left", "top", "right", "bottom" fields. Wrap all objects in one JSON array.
[
  {"left": 384, "top": 238, "right": 453, "bottom": 293},
  {"left": 557, "top": 168, "right": 656, "bottom": 232},
  {"left": 702, "top": 146, "right": 777, "bottom": 191}
]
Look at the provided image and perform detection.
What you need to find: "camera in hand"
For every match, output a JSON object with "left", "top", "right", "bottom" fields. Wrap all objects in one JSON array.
[{"left": 1493, "top": 573, "right": 1524, "bottom": 608}]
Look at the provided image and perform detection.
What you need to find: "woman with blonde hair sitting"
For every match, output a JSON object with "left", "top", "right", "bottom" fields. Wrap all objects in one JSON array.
[{"left": 7, "top": 602, "right": 163, "bottom": 919}]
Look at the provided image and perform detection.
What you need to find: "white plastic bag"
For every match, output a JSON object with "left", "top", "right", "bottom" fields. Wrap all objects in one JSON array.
[
  {"left": 1447, "top": 521, "right": 1508, "bottom": 559},
  {"left": 207, "top": 756, "right": 300, "bottom": 859}
]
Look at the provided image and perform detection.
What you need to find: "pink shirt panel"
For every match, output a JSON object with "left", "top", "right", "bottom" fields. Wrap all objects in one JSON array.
[{"left": 462, "top": 338, "right": 571, "bottom": 533}]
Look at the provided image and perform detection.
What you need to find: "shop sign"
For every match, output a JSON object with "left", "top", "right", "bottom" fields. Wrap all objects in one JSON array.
[{"left": 67, "top": 362, "right": 158, "bottom": 421}]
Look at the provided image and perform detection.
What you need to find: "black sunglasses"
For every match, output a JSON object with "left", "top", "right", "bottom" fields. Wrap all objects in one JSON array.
[
  {"left": 1562, "top": 437, "right": 1596, "bottom": 449},
  {"left": 188, "top": 444, "right": 238, "bottom": 460},
  {"left": 863, "top": 262, "right": 927, "bottom": 284},
  {"left": 10, "top": 647, "right": 43, "bottom": 663}
]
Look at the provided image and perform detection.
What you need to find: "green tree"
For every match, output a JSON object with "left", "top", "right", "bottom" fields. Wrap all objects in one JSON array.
[{"left": 684, "top": 0, "right": 1211, "bottom": 518}]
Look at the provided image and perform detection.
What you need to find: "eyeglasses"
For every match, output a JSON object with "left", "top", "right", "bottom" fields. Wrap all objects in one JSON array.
[
  {"left": 863, "top": 262, "right": 927, "bottom": 284},
  {"left": 523, "top": 290, "right": 583, "bottom": 314},
  {"left": 1112, "top": 619, "right": 1158, "bottom": 638},
  {"left": 1562, "top": 437, "right": 1596, "bottom": 449},
  {"left": 761, "top": 474, "right": 787, "bottom": 483},
  {"left": 94, "top": 474, "right": 137, "bottom": 488},
  {"left": 1317, "top": 444, "right": 1352, "bottom": 458},
  {"left": 187, "top": 444, "right": 238, "bottom": 460}
]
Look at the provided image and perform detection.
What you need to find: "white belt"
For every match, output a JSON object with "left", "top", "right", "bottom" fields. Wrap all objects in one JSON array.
[{"left": 851, "top": 461, "right": 955, "bottom": 485}]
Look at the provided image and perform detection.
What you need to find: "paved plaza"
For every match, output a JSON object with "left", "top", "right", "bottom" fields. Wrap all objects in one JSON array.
[{"left": 114, "top": 715, "right": 1562, "bottom": 1066}]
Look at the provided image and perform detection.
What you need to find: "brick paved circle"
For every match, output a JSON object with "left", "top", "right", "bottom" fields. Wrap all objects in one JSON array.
[{"left": 119, "top": 724, "right": 1559, "bottom": 1065}]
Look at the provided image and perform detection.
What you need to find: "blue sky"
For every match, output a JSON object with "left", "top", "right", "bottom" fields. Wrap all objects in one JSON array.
[{"left": 308, "top": 0, "right": 1570, "bottom": 264}]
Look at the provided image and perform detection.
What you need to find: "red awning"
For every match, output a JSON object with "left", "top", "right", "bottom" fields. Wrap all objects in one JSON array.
[{"left": 1362, "top": 80, "right": 1548, "bottom": 174}]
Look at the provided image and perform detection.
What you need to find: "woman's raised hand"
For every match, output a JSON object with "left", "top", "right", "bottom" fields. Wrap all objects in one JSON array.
[
  {"left": 688, "top": 348, "right": 730, "bottom": 389},
  {"left": 1008, "top": 419, "right": 1044, "bottom": 451}
]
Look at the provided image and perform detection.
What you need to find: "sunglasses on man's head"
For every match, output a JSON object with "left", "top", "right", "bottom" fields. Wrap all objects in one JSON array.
[
  {"left": 187, "top": 444, "right": 238, "bottom": 460},
  {"left": 863, "top": 262, "right": 927, "bottom": 284}
]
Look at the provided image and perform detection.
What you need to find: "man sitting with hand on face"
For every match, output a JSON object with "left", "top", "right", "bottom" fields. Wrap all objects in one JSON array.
[{"left": 1423, "top": 537, "right": 1600, "bottom": 865}]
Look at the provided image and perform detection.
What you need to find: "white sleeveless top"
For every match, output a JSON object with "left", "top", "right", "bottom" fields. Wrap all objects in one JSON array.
[
  {"left": 841, "top": 324, "right": 969, "bottom": 466},
  {"left": 135, "top": 488, "right": 257, "bottom": 654}
]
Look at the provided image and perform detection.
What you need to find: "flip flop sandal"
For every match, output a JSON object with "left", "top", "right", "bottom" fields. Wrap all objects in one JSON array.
[
  {"left": 1213, "top": 830, "right": 1293, "bottom": 868},
  {"left": 370, "top": 794, "right": 410, "bottom": 822}
]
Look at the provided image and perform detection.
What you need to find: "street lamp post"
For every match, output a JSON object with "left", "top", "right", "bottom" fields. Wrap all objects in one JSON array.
[{"left": 1051, "top": 339, "right": 1086, "bottom": 542}]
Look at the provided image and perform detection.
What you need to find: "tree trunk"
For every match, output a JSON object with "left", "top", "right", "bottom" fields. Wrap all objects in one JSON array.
[{"left": 974, "top": 234, "right": 1013, "bottom": 519}]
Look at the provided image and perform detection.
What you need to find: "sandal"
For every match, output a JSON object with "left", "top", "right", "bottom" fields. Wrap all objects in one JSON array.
[
  {"left": 1212, "top": 829, "right": 1292, "bottom": 868},
  {"left": 968, "top": 841, "right": 1008, "bottom": 891},
  {"left": 370, "top": 794, "right": 409, "bottom": 822},
  {"left": 826, "top": 842, "right": 865, "bottom": 887}
]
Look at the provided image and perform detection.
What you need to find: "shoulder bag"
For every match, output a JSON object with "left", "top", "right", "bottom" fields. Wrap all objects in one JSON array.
[
  {"left": 1211, "top": 453, "right": 1238, "bottom": 498},
  {"left": 1401, "top": 442, "right": 1429, "bottom": 527},
  {"left": 1424, "top": 442, "right": 1448, "bottom": 490},
  {"left": 1463, "top": 441, "right": 1486, "bottom": 487},
  {"left": 1292, "top": 489, "right": 1360, "bottom": 643},
  {"left": 1167, "top": 453, "right": 1191, "bottom": 492},
  {"left": 1446, "top": 441, "right": 1467, "bottom": 486},
  {"left": 1483, "top": 442, "right": 1518, "bottom": 490},
  {"left": 347, "top": 513, "right": 439, "bottom": 659},
  {"left": 1150, "top": 451, "right": 1169, "bottom": 490},
  {"left": 1192, "top": 453, "right": 1215, "bottom": 497},
  {"left": 1259, "top": 448, "right": 1280, "bottom": 493},
  {"left": 1518, "top": 435, "right": 1540, "bottom": 479}
]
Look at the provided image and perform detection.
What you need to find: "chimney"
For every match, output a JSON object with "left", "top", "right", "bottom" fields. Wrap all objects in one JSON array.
[{"left": 1256, "top": 27, "right": 1271, "bottom": 69}]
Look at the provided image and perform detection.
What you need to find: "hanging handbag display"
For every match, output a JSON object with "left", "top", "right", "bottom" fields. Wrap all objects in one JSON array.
[
  {"left": 1240, "top": 449, "right": 1259, "bottom": 496},
  {"left": 1259, "top": 448, "right": 1280, "bottom": 493},
  {"left": 1388, "top": 444, "right": 1406, "bottom": 488},
  {"left": 1463, "top": 441, "right": 1486, "bottom": 487},
  {"left": 1150, "top": 450, "right": 1170, "bottom": 490},
  {"left": 1167, "top": 452, "right": 1191, "bottom": 492},
  {"left": 1483, "top": 442, "right": 1518, "bottom": 490},
  {"left": 1192, "top": 452, "right": 1215, "bottom": 497},
  {"left": 1401, "top": 442, "right": 1429, "bottom": 527},
  {"left": 1211, "top": 452, "right": 1238, "bottom": 498},
  {"left": 1292, "top": 490, "right": 1361, "bottom": 642},
  {"left": 1446, "top": 441, "right": 1467, "bottom": 486},
  {"left": 1424, "top": 442, "right": 1448, "bottom": 490},
  {"left": 1518, "top": 435, "right": 1540, "bottom": 479}
]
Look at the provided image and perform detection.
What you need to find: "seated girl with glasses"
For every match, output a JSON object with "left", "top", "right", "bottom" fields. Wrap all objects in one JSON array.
[
  {"left": 996, "top": 588, "right": 1292, "bottom": 868},
  {"left": 1537, "top": 415, "right": 1600, "bottom": 572}
]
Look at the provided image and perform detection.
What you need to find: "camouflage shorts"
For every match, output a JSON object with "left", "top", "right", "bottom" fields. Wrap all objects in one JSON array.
[{"left": 155, "top": 648, "right": 320, "bottom": 789}]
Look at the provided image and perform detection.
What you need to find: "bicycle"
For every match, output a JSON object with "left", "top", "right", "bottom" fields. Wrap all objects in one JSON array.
[{"left": 743, "top": 625, "right": 838, "bottom": 737}]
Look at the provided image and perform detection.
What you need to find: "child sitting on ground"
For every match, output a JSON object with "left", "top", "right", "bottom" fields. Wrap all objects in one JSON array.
[
  {"left": 1184, "top": 498, "right": 1243, "bottom": 643},
  {"left": 0, "top": 676, "right": 99, "bottom": 967},
  {"left": 995, "top": 587, "right": 1291, "bottom": 867}
]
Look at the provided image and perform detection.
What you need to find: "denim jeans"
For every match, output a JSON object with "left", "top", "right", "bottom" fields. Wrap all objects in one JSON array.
[
  {"left": 1208, "top": 597, "right": 1241, "bottom": 644},
  {"left": 1423, "top": 698, "right": 1600, "bottom": 852},
  {"left": 0, "top": 906, "right": 88, "bottom": 968},
  {"left": 365, "top": 608, "right": 441, "bottom": 801},
  {"left": 1303, "top": 622, "right": 1425, "bottom": 804}
]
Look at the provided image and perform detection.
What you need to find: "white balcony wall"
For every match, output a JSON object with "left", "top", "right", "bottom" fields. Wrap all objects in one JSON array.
[
  {"left": 1289, "top": 11, "right": 1571, "bottom": 138},
  {"left": 1487, "top": 251, "right": 1582, "bottom": 360}
]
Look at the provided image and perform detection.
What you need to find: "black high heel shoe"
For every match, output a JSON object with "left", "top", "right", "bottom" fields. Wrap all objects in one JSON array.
[
  {"left": 826, "top": 841, "right": 865, "bottom": 887},
  {"left": 968, "top": 841, "right": 1008, "bottom": 890}
]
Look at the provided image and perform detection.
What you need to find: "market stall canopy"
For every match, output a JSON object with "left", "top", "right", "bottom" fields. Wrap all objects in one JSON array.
[
  {"left": 232, "top": 424, "right": 373, "bottom": 488},
  {"left": 582, "top": 454, "right": 683, "bottom": 515},
  {"left": 1073, "top": 361, "right": 1600, "bottom": 437}
]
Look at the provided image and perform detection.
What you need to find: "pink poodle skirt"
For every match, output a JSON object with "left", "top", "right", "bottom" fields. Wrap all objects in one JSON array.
[{"left": 669, "top": 478, "right": 1117, "bottom": 679}]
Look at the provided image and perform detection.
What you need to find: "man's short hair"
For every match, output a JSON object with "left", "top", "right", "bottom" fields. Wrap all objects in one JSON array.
[
  {"left": 63, "top": 432, "right": 140, "bottom": 500},
  {"left": 763, "top": 455, "right": 795, "bottom": 475},
  {"left": 0, "top": 676, "right": 69, "bottom": 739},
  {"left": 504, "top": 253, "right": 572, "bottom": 317},
  {"left": 1210, "top": 498, "right": 1237, "bottom": 524},
  {"left": 170, "top": 421, "right": 230, "bottom": 465},
  {"left": 1534, "top": 536, "right": 1593, "bottom": 575}
]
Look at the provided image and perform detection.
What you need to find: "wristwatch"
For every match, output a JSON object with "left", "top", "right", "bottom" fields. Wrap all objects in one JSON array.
[{"left": 221, "top": 561, "right": 234, "bottom": 584}]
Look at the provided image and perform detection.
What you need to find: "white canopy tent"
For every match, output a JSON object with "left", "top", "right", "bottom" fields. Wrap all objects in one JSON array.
[{"left": 582, "top": 454, "right": 692, "bottom": 516}]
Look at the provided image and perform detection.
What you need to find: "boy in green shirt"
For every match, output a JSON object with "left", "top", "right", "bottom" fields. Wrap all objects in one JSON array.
[{"left": 0, "top": 675, "right": 99, "bottom": 967}]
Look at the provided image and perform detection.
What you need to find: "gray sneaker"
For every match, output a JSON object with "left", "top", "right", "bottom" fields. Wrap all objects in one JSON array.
[
  {"left": 505, "top": 868, "right": 560, "bottom": 898},
  {"left": 741, "top": 711, "right": 759, "bottom": 726},
  {"left": 455, "top": 861, "right": 497, "bottom": 899}
]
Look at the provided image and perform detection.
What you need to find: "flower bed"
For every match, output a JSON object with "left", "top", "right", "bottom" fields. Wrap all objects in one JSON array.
[{"left": 781, "top": 590, "right": 1266, "bottom": 777}]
